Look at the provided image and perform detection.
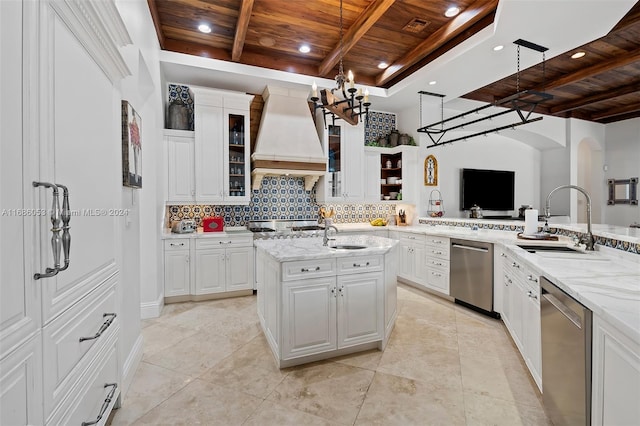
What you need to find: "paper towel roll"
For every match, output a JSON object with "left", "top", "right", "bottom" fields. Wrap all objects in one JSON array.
[{"left": 524, "top": 209, "right": 538, "bottom": 235}]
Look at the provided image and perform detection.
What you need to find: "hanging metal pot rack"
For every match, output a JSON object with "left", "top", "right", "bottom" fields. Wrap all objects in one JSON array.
[{"left": 417, "top": 39, "right": 553, "bottom": 148}]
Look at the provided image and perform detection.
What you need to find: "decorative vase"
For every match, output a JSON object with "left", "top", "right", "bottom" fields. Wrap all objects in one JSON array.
[
  {"left": 168, "top": 99, "right": 189, "bottom": 130},
  {"left": 389, "top": 130, "right": 399, "bottom": 147},
  {"left": 399, "top": 133, "right": 409, "bottom": 145},
  {"left": 378, "top": 135, "right": 388, "bottom": 147}
]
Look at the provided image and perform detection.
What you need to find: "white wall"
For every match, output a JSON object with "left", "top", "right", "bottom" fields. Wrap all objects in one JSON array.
[
  {"left": 603, "top": 118, "right": 640, "bottom": 226},
  {"left": 116, "top": 0, "right": 165, "bottom": 321}
]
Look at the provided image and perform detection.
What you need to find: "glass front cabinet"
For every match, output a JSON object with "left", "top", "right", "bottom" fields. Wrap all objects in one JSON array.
[{"left": 225, "top": 111, "right": 249, "bottom": 201}]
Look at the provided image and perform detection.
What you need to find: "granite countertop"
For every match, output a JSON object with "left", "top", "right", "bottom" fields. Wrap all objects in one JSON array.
[{"left": 254, "top": 235, "right": 398, "bottom": 262}]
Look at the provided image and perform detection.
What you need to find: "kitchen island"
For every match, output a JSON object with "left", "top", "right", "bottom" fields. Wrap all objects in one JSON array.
[{"left": 254, "top": 235, "right": 398, "bottom": 368}]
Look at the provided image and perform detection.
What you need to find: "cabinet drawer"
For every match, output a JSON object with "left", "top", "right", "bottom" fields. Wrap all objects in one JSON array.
[
  {"left": 336, "top": 255, "right": 383, "bottom": 274},
  {"left": 397, "top": 232, "right": 425, "bottom": 245},
  {"left": 425, "top": 267, "right": 449, "bottom": 293},
  {"left": 426, "top": 245, "right": 449, "bottom": 260},
  {"left": 282, "top": 259, "right": 336, "bottom": 281},
  {"left": 47, "top": 330, "right": 119, "bottom": 426},
  {"left": 196, "top": 235, "right": 252, "bottom": 249},
  {"left": 164, "top": 239, "right": 190, "bottom": 251},
  {"left": 425, "top": 257, "right": 449, "bottom": 271},
  {"left": 43, "top": 280, "right": 117, "bottom": 418},
  {"left": 426, "top": 236, "right": 449, "bottom": 247}
]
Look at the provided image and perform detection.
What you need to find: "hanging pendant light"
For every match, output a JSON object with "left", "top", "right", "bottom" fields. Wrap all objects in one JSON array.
[{"left": 309, "top": 0, "right": 371, "bottom": 126}]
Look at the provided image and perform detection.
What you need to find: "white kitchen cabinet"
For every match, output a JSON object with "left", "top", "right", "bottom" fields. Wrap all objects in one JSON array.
[
  {"left": 592, "top": 315, "right": 640, "bottom": 426},
  {"left": 282, "top": 276, "right": 337, "bottom": 360},
  {"left": 363, "top": 145, "right": 419, "bottom": 203},
  {"left": 316, "top": 122, "right": 364, "bottom": 203},
  {"left": 166, "top": 130, "right": 195, "bottom": 202},
  {"left": 424, "top": 236, "right": 450, "bottom": 295},
  {"left": 164, "top": 234, "right": 254, "bottom": 301},
  {"left": 164, "top": 239, "right": 191, "bottom": 297},
  {"left": 499, "top": 249, "right": 542, "bottom": 390},
  {"left": 394, "top": 232, "right": 426, "bottom": 287},
  {"left": 166, "top": 87, "right": 253, "bottom": 204},
  {"left": 1, "top": 1, "right": 130, "bottom": 423},
  {"left": 337, "top": 272, "right": 384, "bottom": 348}
]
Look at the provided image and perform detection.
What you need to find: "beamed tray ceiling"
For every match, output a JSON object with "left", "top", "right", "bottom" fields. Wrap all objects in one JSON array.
[{"left": 148, "top": 0, "right": 640, "bottom": 124}]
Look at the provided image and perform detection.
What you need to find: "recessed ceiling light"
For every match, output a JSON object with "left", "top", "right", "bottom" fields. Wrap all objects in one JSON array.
[
  {"left": 445, "top": 6, "right": 460, "bottom": 17},
  {"left": 493, "top": 45, "right": 504, "bottom": 51},
  {"left": 197, "top": 24, "right": 211, "bottom": 34},
  {"left": 429, "top": 80, "right": 437, "bottom": 85},
  {"left": 299, "top": 44, "right": 310, "bottom": 53},
  {"left": 571, "top": 51, "right": 586, "bottom": 59},
  {"left": 378, "top": 62, "right": 389, "bottom": 69}
]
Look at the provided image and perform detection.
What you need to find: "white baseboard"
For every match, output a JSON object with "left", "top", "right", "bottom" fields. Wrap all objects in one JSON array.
[
  {"left": 120, "top": 334, "right": 144, "bottom": 400},
  {"left": 140, "top": 293, "right": 164, "bottom": 319}
]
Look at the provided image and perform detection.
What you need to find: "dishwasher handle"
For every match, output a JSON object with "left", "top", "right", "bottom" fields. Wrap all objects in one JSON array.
[
  {"left": 451, "top": 243, "right": 489, "bottom": 253},
  {"left": 541, "top": 288, "right": 583, "bottom": 329}
]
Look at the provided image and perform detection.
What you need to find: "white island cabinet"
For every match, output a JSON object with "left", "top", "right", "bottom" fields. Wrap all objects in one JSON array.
[{"left": 255, "top": 235, "right": 398, "bottom": 368}]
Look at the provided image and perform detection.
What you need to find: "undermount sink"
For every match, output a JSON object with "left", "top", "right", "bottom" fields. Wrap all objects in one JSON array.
[
  {"left": 329, "top": 245, "right": 367, "bottom": 250},
  {"left": 517, "top": 245, "right": 580, "bottom": 253}
]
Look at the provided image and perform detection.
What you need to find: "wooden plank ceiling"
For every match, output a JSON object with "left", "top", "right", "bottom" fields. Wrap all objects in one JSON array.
[
  {"left": 148, "top": 0, "right": 640, "bottom": 124},
  {"left": 463, "top": 2, "right": 640, "bottom": 124}
]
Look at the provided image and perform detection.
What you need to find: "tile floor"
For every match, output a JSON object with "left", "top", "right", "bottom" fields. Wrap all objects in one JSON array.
[{"left": 109, "top": 284, "right": 551, "bottom": 425}]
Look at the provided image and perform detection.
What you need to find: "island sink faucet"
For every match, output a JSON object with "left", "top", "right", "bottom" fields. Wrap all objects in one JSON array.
[
  {"left": 323, "top": 218, "right": 339, "bottom": 246},
  {"left": 544, "top": 184, "right": 595, "bottom": 251}
]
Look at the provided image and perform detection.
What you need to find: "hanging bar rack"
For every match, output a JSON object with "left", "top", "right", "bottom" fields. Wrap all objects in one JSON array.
[{"left": 417, "top": 39, "right": 552, "bottom": 148}]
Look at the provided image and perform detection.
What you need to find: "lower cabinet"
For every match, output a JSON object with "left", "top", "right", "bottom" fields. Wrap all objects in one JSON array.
[
  {"left": 164, "top": 234, "right": 254, "bottom": 301},
  {"left": 591, "top": 315, "right": 640, "bottom": 426},
  {"left": 282, "top": 270, "right": 383, "bottom": 361},
  {"left": 499, "top": 249, "right": 542, "bottom": 390}
]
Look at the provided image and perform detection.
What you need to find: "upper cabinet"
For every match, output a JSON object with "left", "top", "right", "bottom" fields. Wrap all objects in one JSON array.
[
  {"left": 316, "top": 122, "right": 365, "bottom": 203},
  {"left": 165, "top": 87, "right": 253, "bottom": 204}
]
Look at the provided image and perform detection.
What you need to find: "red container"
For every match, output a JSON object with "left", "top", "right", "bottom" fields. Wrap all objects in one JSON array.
[{"left": 202, "top": 216, "right": 224, "bottom": 232}]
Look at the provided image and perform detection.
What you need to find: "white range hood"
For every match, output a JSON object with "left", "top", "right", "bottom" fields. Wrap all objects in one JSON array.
[{"left": 251, "top": 86, "right": 326, "bottom": 190}]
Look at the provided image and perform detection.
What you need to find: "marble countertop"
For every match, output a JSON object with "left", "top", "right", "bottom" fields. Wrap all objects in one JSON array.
[
  {"left": 335, "top": 221, "right": 640, "bottom": 344},
  {"left": 254, "top": 235, "right": 398, "bottom": 262}
]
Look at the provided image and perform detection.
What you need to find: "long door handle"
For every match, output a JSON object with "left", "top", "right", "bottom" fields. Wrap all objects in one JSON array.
[
  {"left": 541, "top": 290, "right": 582, "bottom": 329},
  {"left": 33, "top": 182, "right": 71, "bottom": 279},
  {"left": 451, "top": 243, "right": 488, "bottom": 253}
]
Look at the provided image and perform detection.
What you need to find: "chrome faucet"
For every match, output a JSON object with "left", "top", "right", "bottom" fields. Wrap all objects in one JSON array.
[
  {"left": 544, "top": 184, "right": 595, "bottom": 251},
  {"left": 323, "top": 219, "right": 338, "bottom": 246}
]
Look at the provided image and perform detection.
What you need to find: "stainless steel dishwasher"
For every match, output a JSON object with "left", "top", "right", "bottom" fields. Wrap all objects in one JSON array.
[
  {"left": 541, "top": 276, "right": 592, "bottom": 426},
  {"left": 450, "top": 238, "right": 494, "bottom": 315}
]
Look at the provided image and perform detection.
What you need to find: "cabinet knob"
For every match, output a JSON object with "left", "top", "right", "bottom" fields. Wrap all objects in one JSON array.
[
  {"left": 511, "top": 262, "right": 520, "bottom": 268},
  {"left": 527, "top": 274, "right": 538, "bottom": 283},
  {"left": 501, "top": 252, "right": 507, "bottom": 257}
]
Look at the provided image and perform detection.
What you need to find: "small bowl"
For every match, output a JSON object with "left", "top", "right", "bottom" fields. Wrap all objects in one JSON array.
[
  {"left": 383, "top": 196, "right": 391, "bottom": 200},
  {"left": 389, "top": 191, "right": 398, "bottom": 199},
  {"left": 387, "top": 177, "right": 398, "bottom": 184}
]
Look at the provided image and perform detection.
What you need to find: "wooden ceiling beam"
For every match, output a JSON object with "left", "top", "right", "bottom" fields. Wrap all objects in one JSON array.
[
  {"left": 318, "top": 0, "right": 396, "bottom": 77},
  {"left": 146, "top": 0, "right": 165, "bottom": 49},
  {"left": 550, "top": 82, "right": 640, "bottom": 114},
  {"left": 538, "top": 47, "right": 640, "bottom": 92},
  {"left": 375, "top": 0, "right": 498, "bottom": 86},
  {"left": 232, "top": 0, "right": 255, "bottom": 62},
  {"left": 590, "top": 103, "right": 640, "bottom": 121}
]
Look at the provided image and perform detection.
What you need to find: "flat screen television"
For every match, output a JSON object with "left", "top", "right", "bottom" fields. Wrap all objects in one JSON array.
[{"left": 460, "top": 168, "right": 515, "bottom": 211}]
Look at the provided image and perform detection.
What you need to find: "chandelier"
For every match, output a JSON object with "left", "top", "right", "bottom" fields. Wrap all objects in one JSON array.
[{"left": 310, "top": 0, "right": 371, "bottom": 126}]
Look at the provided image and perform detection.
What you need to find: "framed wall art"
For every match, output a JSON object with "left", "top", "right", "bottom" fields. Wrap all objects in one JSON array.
[
  {"left": 424, "top": 155, "right": 438, "bottom": 186},
  {"left": 122, "top": 100, "right": 142, "bottom": 188}
]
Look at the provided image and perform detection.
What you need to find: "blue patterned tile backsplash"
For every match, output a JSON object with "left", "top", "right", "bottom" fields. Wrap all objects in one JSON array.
[
  {"left": 166, "top": 176, "right": 397, "bottom": 227},
  {"left": 365, "top": 111, "right": 396, "bottom": 144}
]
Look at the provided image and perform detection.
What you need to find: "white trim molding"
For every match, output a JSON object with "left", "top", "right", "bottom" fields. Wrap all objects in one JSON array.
[
  {"left": 140, "top": 293, "right": 164, "bottom": 319},
  {"left": 119, "top": 334, "right": 144, "bottom": 401},
  {"left": 47, "top": 0, "right": 132, "bottom": 83}
]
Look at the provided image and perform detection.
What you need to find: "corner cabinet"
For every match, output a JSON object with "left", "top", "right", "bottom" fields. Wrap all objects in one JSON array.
[
  {"left": 364, "top": 145, "right": 419, "bottom": 203},
  {"left": 165, "top": 87, "right": 253, "bottom": 204},
  {"left": 316, "top": 122, "right": 365, "bottom": 203}
]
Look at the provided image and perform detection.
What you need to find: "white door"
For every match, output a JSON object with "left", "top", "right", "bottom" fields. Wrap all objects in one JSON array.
[
  {"left": 337, "top": 272, "right": 383, "bottom": 348},
  {"left": 195, "top": 104, "right": 224, "bottom": 202},
  {"left": 398, "top": 243, "right": 413, "bottom": 280},
  {"left": 36, "top": 2, "right": 122, "bottom": 323},
  {"left": 164, "top": 251, "right": 190, "bottom": 297},
  {"left": 282, "top": 277, "right": 337, "bottom": 360},
  {"left": 226, "top": 247, "right": 253, "bottom": 291},
  {"left": 166, "top": 134, "right": 195, "bottom": 202},
  {"left": 501, "top": 273, "right": 515, "bottom": 332},
  {"left": 413, "top": 243, "right": 426, "bottom": 284},
  {"left": 194, "top": 249, "right": 226, "bottom": 295},
  {"left": 524, "top": 292, "right": 542, "bottom": 387}
]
